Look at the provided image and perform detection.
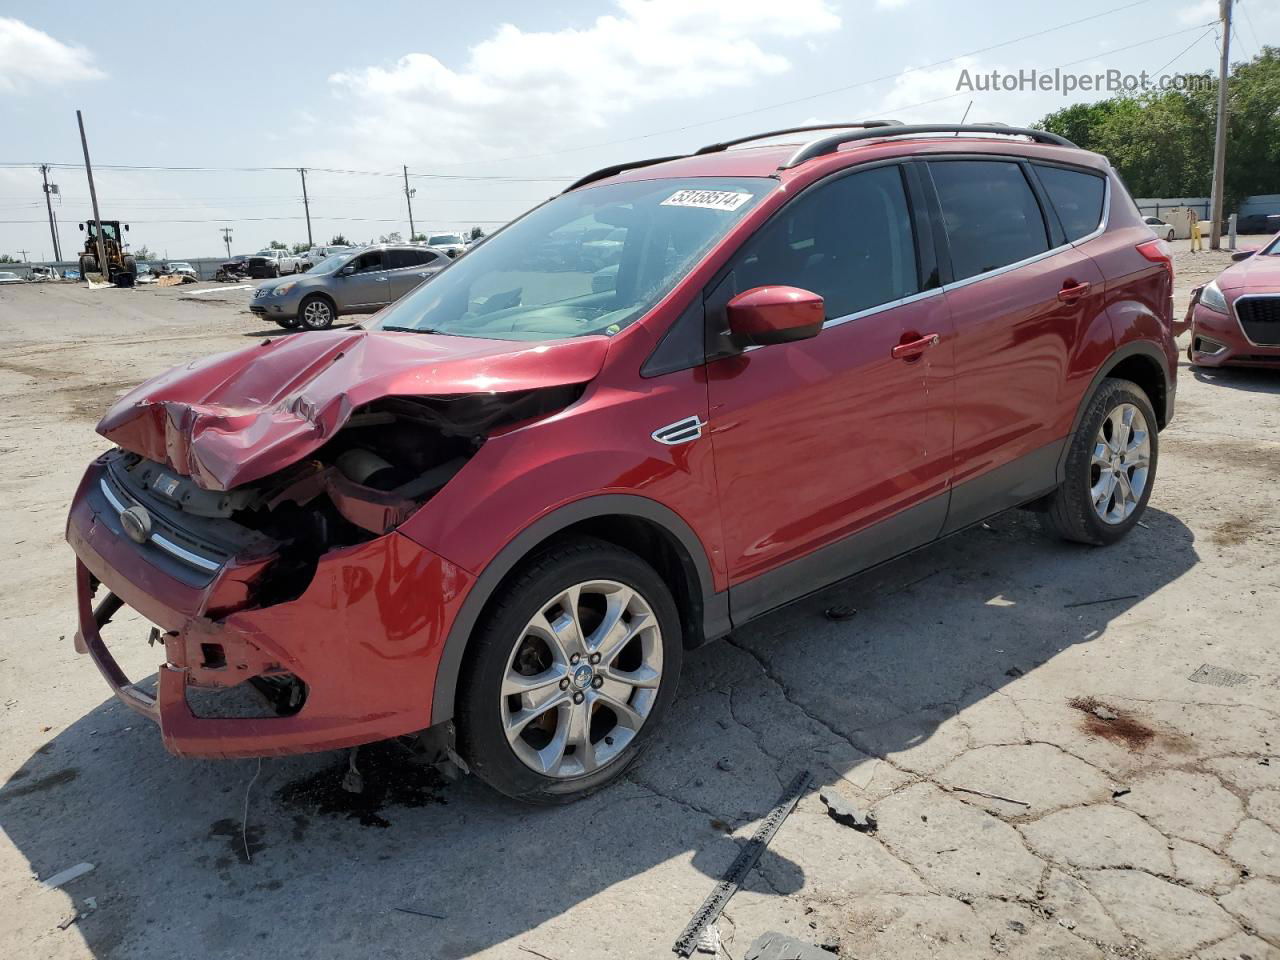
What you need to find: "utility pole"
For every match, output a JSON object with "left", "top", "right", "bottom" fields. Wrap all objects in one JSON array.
[
  {"left": 1208, "top": 0, "right": 1232, "bottom": 250},
  {"left": 76, "top": 110, "right": 108, "bottom": 276},
  {"left": 40, "top": 165, "right": 62, "bottom": 262},
  {"left": 403, "top": 165, "right": 416, "bottom": 240},
  {"left": 299, "top": 168, "right": 313, "bottom": 247},
  {"left": 220, "top": 227, "right": 233, "bottom": 258}
]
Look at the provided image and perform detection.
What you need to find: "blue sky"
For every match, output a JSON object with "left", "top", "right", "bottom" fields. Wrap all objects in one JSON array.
[{"left": 1, "top": 0, "right": 1273, "bottom": 259}]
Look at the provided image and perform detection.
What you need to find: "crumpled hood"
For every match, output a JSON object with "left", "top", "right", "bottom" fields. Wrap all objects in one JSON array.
[
  {"left": 97, "top": 329, "right": 610, "bottom": 491},
  {"left": 1219, "top": 252, "right": 1280, "bottom": 291}
]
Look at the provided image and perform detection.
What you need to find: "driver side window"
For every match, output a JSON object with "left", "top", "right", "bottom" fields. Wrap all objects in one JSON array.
[
  {"left": 353, "top": 251, "right": 384, "bottom": 273},
  {"left": 731, "top": 165, "right": 920, "bottom": 320}
]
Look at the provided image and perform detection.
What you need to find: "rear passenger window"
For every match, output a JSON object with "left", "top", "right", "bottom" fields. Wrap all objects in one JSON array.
[
  {"left": 1035, "top": 165, "right": 1106, "bottom": 241},
  {"left": 929, "top": 160, "right": 1049, "bottom": 281},
  {"left": 733, "top": 165, "right": 919, "bottom": 319}
]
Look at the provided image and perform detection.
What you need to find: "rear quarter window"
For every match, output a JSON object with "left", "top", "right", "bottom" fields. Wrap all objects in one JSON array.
[
  {"left": 1035, "top": 164, "right": 1107, "bottom": 242},
  {"left": 929, "top": 160, "right": 1050, "bottom": 282}
]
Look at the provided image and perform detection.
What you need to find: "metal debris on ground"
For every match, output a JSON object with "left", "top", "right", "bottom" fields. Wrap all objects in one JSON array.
[
  {"left": 1112, "top": 786, "right": 1131, "bottom": 799},
  {"left": 818, "top": 790, "right": 877, "bottom": 832},
  {"left": 41, "top": 862, "right": 94, "bottom": 889},
  {"left": 696, "top": 923, "right": 722, "bottom": 955},
  {"left": 1062, "top": 594, "right": 1139, "bottom": 608},
  {"left": 672, "top": 770, "right": 812, "bottom": 958},
  {"left": 1188, "top": 663, "right": 1255, "bottom": 687},
  {"left": 743, "top": 931, "right": 836, "bottom": 960},
  {"left": 823, "top": 605, "right": 857, "bottom": 621},
  {"left": 951, "top": 786, "right": 1030, "bottom": 807},
  {"left": 394, "top": 906, "right": 446, "bottom": 920}
]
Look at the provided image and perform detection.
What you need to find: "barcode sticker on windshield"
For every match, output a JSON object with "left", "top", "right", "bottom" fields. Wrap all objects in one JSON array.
[{"left": 661, "top": 189, "right": 752, "bottom": 212}]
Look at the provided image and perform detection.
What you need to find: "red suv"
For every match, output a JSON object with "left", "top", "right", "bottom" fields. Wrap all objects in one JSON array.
[{"left": 66, "top": 123, "right": 1177, "bottom": 801}]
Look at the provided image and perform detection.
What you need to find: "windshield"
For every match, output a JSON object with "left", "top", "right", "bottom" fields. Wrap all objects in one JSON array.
[
  {"left": 428, "top": 234, "right": 462, "bottom": 245},
  {"left": 309, "top": 253, "right": 354, "bottom": 275},
  {"left": 1261, "top": 234, "right": 1280, "bottom": 256},
  {"left": 372, "top": 177, "right": 771, "bottom": 341}
]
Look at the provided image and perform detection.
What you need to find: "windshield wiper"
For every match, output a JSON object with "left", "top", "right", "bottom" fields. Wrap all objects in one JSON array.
[{"left": 380, "top": 325, "right": 442, "bottom": 334}]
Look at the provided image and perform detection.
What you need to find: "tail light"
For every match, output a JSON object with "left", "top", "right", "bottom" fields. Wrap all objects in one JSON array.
[
  {"left": 1137, "top": 238, "right": 1174, "bottom": 282},
  {"left": 1137, "top": 237, "right": 1175, "bottom": 329}
]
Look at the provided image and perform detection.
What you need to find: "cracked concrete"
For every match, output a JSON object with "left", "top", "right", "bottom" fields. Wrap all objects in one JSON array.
[{"left": 2, "top": 248, "right": 1279, "bottom": 959}]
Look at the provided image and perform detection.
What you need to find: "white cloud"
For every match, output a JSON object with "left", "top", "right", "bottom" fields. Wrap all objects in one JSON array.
[
  {"left": 875, "top": 0, "right": 913, "bottom": 9},
  {"left": 0, "top": 18, "right": 104, "bottom": 93},
  {"left": 326, "top": 0, "right": 841, "bottom": 165},
  {"left": 1177, "top": 0, "right": 1218, "bottom": 26}
]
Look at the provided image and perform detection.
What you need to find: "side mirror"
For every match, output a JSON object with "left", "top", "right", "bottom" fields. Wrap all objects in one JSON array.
[
  {"left": 124, "top": 224, "right": 130, "bottom": 232},
  {"left": 78, "top": 223, "right": 85, "bottom": 231},
  {"left": 338, "top": 264, "right": 356, "bottom": 276},
  {"left": 726, "top": 285, "right": 825, "bottom": 347},
  {"left": 1231, "top": 250, "right": 1254, "bottom": 262}
]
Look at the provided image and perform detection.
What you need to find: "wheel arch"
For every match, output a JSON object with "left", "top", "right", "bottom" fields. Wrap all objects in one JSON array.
[
  {"left": 429, "top": 494, "right": 727, "bottom": 725},
  {"left": 1056, "top": 340, "right": 1171, "bottom": 483}
]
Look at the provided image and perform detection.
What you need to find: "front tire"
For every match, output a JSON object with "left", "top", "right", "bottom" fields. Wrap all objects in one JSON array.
[
  {"left": 1043, "top": 378, "right": 1158, "bottom": 545},
  {"left": 297, "top": 295, "right": 335, "bottom": 330},
  {"left": 275, "top": 317, "right": 301, "bottom": 329},
  {"left": 457, "top": 538, "right": 683, "bottom": 803}
]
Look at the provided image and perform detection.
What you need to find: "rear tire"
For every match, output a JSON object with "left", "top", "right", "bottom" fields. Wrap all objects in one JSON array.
[
  {"left": 457, "top": 537, "right": 683, "bottom": 803},
  {"left": 1042, "top": 377, "right": 1158, "bottom": 545}
]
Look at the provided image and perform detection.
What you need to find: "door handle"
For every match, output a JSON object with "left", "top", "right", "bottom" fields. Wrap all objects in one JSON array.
[
  {"left": 891, "top": 333, "right": 940, "bottom": 361},
  {"left": 375, "top": 276, "right": 388, "bottom": 282},
  {"left": 1058, "top": 280, "right": 1091, "bottom": 303}
]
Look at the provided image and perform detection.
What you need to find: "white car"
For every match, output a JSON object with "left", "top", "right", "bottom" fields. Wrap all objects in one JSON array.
[
  {"left": 425, "top": 233, "right": 467, "bottom": 258},
  {"left": 0, "top": 270, "right": 23, "bottom": 284},
  {"left": 1142, "top": 216, "right": 1176, "bottom": 242}
]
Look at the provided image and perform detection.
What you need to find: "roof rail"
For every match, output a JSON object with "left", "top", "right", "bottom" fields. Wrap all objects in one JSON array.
[
  {"left": 780, "top": 124, "right": 1078, "bottom": 169},
  {"left": 564, "top": 155, "right": 687, "bottom": 192},
  {"left": 693, "top": 121, "right": 903, "bottom": 156}
]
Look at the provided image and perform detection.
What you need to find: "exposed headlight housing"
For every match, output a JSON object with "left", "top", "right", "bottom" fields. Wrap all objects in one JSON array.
[{"left": 1200, "top": 280, "right": 1229, "bottom": 315}]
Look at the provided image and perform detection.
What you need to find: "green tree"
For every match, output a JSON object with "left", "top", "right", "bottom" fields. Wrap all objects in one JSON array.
[
  {"left": 410, "top": 232, "right": 426, "bottom": 242},
  {"left": 291, "top": 242, "right": 310, "bottom": 254},
  {"left": 0, "top": 254, "right": 16, "bottom": 263},
  {"left": 268, "top": 240, "right": 287, "bottom": 250},
  {"left": 132, "top": 245, "right": 155, "bottom": 260},
  {"left": 329, "top": 233, "right": 349, "bottom": 246},
  {"left": 1036, "top": 47, "right": 1280, "bottom": 211},
  {"left": 469, "top": 226, "right": 486, "bottom": 240}
]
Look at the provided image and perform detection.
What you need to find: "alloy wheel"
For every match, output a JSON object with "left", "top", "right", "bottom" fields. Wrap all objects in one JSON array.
[
  {"left": 301, "top": 299, "right": 332, "bottom": 328},
  {"left": 500, "top": 580, "right": 663, "bottom": 779},
  {"left": 1090, "top": 402, "right": 1151, "bottom": 524}
]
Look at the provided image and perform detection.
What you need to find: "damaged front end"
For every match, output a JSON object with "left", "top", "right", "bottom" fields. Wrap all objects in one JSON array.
[{"left": 66, "top": 331, "right": 606, "bottom": 757}]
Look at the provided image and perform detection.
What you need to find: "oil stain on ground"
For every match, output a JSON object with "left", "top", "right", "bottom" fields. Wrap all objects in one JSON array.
[
  {"left": 277, "top": 741, "right": 447, "bottom": 828},
  {"left": 1067, "top": 695, "right": 1192, "bottom": 753}
]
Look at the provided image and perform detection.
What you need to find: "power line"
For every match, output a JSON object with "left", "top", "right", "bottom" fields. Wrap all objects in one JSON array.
[
  {"left": 0, "top": 215, "right": 513, "bottom": 225},
  {"left": 1149, "top": 25, "right": 1218, "bottom": 77},
  {"left": 0, "top": 160, "right": 572, "bottom": 182}
]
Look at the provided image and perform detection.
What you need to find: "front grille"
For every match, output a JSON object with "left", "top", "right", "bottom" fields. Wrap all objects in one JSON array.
[
  {"left": 254, "top": 287, "right": 270, "bottom": 299},
  {"left": 1236, "top": 296, "right": 1280, "bottom": 346}
]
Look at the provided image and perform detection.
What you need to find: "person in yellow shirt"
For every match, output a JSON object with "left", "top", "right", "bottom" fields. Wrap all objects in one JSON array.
[{"left": 1189, "top": 209, "right": 1203, "bottom": 253}]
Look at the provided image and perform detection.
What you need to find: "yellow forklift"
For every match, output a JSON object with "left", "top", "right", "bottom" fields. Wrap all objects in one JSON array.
[{"left": 78, "top": 219, "right": 137, "bottom": 285}]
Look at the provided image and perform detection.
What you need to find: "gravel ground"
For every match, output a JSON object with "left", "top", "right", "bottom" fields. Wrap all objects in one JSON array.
[{"left": 0, "top": 245, "right": 1277, "bottom": 960}]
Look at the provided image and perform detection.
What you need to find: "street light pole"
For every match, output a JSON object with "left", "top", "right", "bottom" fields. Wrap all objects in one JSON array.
[
  {"left": 1208, "top": 0, "right": 1232, "bottom": 250},
  {"left": 40, "top": 165, "right": 62, "bottom": 262},
  {"left": 403, "top": 165, "right": 416, "bottom": 240},
  {"left": 299, "top": 168, "right": 313, "bottom": 247},
  {"left": 76, "top": 110, "right": 108, "bottom": 276}
]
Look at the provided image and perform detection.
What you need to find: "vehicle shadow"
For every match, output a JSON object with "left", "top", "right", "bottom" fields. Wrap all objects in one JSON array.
[
  {"left": 1189, "top": 364, "right": 1280, "bottom": 393},
  {"left": 0, "top": 507, "right": 1197, "bottom": 959}
]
